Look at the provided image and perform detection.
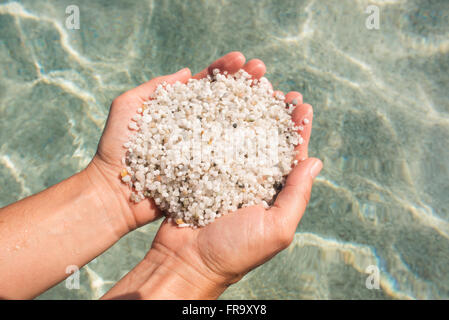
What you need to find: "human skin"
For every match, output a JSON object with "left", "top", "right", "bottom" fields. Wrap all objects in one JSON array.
[
  {"left": 0, "top": 52, "right": 322, "bottom": 299},
  {"left": 101, "top": 53, "right": 322, "bottom": 299}
]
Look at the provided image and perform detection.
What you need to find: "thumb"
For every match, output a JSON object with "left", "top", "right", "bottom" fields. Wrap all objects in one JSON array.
[{"left": 269, "top": 158, "right": 322, "bottom": 234}]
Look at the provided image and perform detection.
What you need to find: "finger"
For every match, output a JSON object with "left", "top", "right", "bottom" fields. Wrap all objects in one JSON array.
[
  {"left": 268, "top": 158, "right": 322, "bottom": 234},
  {"left": 242, "top": 59, "right": 266, "bottom": 80},
  {"left": 285, "top": 91, "right": 303, "bottom": 106},
  {"left": 128, "top": 68, "right": 192, "bottom": 102},
  {"left": 192, "top": 51, "right": 246, "bottom": 79},
  {"left": 273, "top": 90, "right": 284, "bottom": 98},
  {"left": 284, "top": 92, "right": 312, "bottom": 160},
  {"left": 291, "top": 103, "right": 313, "bottom": 160}
]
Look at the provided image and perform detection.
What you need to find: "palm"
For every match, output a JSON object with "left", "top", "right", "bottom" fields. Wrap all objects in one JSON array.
[
  {"left": 92, "top": 91, "right": 165, "bottom": 225},
  {"left": 153, "top": 205, "right": 281, "bottom": 283},
  {"left": 96, "top": 97, "right": 143, "bottom": 171},
  {"left": 101, "top": 52, "right": 321, "bottom": 298},
  {"left": 150, "top": 52, "right": 317, "bottom": 284},
  {"left": 90, "top": 52, "right": 283, "bottom": 227}
]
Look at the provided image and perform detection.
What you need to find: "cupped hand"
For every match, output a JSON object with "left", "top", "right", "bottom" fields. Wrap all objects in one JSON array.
[
  {"left": 85, "top": 52, "right": 271, "bottom": 233},
  {"left": 147, "top": 72, "right": 323, "bottom": 296}
]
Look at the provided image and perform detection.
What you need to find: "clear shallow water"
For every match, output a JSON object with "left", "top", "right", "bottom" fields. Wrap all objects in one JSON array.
[{"left": 0, "top": 0, "right": 448, "bottom": 299}]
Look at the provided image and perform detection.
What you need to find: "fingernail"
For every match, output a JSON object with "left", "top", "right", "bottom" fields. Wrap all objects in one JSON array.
[
  {"left": 310, "top": 159, "right": 323, "bottom": 178},
  {"left": 292, "top": 98, "right": 298, "bottom": 105}
]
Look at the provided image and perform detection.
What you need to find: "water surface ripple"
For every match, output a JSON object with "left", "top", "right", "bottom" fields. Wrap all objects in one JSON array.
[{"left": 0, "top": 0, "right": 448, "bottom": 299}]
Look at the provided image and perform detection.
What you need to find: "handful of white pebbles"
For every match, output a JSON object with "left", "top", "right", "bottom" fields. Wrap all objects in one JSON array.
[{"left": 121, "top": 69, "right": 304, "bottom": 227}]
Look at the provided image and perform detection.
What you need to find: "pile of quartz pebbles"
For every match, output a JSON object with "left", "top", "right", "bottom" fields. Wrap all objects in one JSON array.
[{"left": 121, "top": 69, "right": 306, "bottom": 228}]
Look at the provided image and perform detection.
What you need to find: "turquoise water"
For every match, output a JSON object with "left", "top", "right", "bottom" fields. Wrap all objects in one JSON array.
[{"left": 0, "top": 0, "right": 448, "bottom": 299}]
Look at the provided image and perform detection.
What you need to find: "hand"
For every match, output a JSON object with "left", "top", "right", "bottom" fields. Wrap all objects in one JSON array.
[
  {"left": 84, "top": 52, "right": 267, "bottom": 232},
  {"left": 102, "top": 54, "right": 322, "bottom": 299},
  {"left": 147, "top": 94, "right": 322, "bottom": 299}
]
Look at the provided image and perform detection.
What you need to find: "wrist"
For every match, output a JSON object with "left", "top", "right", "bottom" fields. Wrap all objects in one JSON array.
[
  {"left": 103, "top": 247, "right": 229, "bottom": 300},
  {"left": 82, "top": 158, "right": 135, "bottom": 237},
  {"left": 142, "top": 247, "right": 229, "bottom": 299}
]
